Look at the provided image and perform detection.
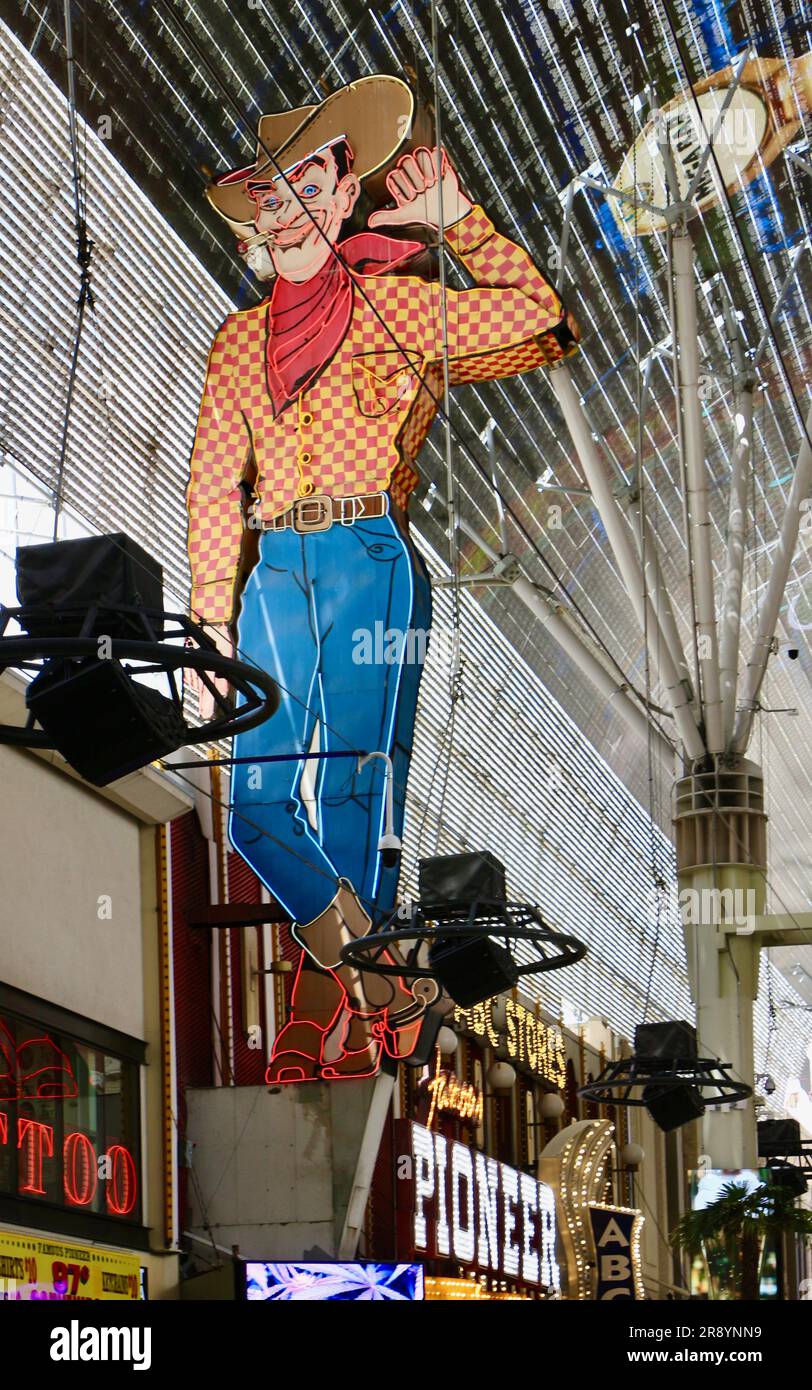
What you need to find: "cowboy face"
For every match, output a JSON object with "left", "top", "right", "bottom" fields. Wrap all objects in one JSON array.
[{"left": 248, "top": 148, "right": 360, "bottom": 282}]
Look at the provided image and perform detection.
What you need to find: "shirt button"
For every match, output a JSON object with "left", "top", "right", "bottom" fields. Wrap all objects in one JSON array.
[
  {"left": 297, "top": 480, "right": 315, "bottom": 497},
  {"left": 299, "top": 452, "right": 312, "bottom": 466},
  {"left": 301, "top": 412, "right": 314, "bottom": 426}
]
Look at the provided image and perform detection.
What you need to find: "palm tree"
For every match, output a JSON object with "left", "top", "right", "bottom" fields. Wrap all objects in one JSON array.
[{"left": 672, "top": 1178, "right": 812, "bottom": 1300}]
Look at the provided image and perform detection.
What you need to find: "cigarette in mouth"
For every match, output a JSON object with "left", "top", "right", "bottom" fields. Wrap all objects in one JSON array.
[{"left": 237, "top": 231, "right": 273, "bottom": 252}]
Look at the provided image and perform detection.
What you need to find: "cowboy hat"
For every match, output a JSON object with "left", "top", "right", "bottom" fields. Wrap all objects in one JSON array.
[{"left": 206, "top": 74, "right": 414, "bottom": 226}]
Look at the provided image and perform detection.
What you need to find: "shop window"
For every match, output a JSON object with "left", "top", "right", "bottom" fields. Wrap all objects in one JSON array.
[{"left": 0, "top": 1006, "right": 141, "bottom": 1227}]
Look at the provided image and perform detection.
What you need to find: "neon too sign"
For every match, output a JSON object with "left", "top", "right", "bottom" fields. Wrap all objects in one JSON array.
[{"left": 0, "top": 1114, "right": 137, "bottom": 1216}]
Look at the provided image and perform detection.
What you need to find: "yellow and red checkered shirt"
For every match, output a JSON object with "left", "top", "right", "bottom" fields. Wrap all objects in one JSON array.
[{"left": 187, "top": 204, "right": 578, "bottom": 624}]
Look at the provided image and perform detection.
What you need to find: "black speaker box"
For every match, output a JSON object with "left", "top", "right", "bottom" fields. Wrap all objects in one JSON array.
[
  {"left": 16, "top": 533, "right": 164, "bottom": 638},
  {"left": 418, "top": 852, "right": 507, "bottom": 915},
  {"left": 758, "top": 1118, "right": 803, "bottom": 1157},
  {"left": 766, "top": 1163, "right": 807, "bottom": 1198},
  {"left": 428, "top": 933, "right": 518, "bottom": 1008},
  {"left": 634, "top": 1020, "right": 698, "bottom": 1060},
  {"left": 643, "top": 1082, "right": 705, "bottom": 1132},
  {"left": 26, "top": 658, "right": 186, "bottom": 786}
]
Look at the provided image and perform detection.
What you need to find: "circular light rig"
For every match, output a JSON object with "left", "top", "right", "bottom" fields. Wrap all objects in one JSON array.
[
  {"left": 339, "top": 897, "right": 587, "bottom": 1010},
  {"left": 578, "top": 1054, "right": 751, "bottom": 1109},
  {"left": 0, "top": 601, "right": 278, "bottom": 786}
]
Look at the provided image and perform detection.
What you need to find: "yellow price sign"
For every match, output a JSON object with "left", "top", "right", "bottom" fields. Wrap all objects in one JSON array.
[{"left": 0, "top": 1228, "right": 141, "bottom": 1301}]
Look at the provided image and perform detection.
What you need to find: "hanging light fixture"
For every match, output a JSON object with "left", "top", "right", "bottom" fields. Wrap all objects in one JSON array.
[
  {"left": 487, "top": 1061, "right": 516, "bottom": 1092},
  {"left": 341, "top": 852, "right": 586, "bottom": 1009},
  {"left": 621, "top": 1142, "right": 644, "bottom": 1170},
  {"left": 578, "top": 1021, "right": 751, "bottom": 1132},
  {"left": 436, "top": 1025, "right": 459, "bottom": 1057},
  {"left": 0, "top": 534, "right": 278, "bottom": 785},
  {"left": 539, "top": 1092, "right": 565, "bottom": 1120}
]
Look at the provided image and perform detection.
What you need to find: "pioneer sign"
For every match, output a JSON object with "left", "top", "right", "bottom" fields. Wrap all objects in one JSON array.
[{"left": 397, "top": 1121, "right": 559, "bottom": 1291}]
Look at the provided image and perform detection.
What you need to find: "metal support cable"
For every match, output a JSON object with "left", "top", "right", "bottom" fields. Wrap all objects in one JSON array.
[
  {"left": 430, "top": 0, "right": 462, "bottom": 690},
  {"left": 53, "top": 0, "right": 94, "bottom": 539}
]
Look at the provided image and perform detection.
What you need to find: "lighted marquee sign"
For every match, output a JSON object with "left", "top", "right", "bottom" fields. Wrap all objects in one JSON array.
[
  {"left": 453, "top": 997, "right": 566, "bottom": 1088},
  {"left": 424, "top": 1277, "right": 529, "bottom": 1300},
  {"left": 587, "top": 1206, "right": 644, "bottom": 1301},
  {"left": 540, "top": 1118, "right": 645, "bottom": 1301},
  {"left": 399, "top": 1121, "right": 559, "bottom": 1291}
]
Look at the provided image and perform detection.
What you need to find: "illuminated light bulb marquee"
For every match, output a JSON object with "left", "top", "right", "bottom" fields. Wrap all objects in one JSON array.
[
  {"left": 453, "top": 996, "right": 566, "bottom": 1088},
  {"left": 400, "top": 1121, "right": 559, "bottom": 1292},
  {"left": 540, "top": 1118, "right": 644, "bottom": 1300},
  {"left": 588, "top": 1204, "right": 645, "bottom": 1301}
]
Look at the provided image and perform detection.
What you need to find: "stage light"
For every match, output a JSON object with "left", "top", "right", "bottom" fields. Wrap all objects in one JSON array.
[{"left": 0, "top": 534, "right": 278, "bottom": 786}]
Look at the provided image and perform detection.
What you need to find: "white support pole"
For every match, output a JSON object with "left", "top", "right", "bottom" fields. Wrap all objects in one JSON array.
[
  {"left": 338, "top": 1071, "right": 397, "bottom": 1259},
  {"left": 672, "top": 232, "right": 725, "bottom": 754},
  {"left": 550, "top": 364, "right": 706, "bottom": 762},
  {"left": 719, "top": 383, "right": 754, "bottom": 746},
  {"left": 514, "top": 576, "right": 675, "bottom": 761},
  {"left": 445, "top": 495, "right": 675, "bottom": 760},
  {"left": 732, "top": 396, "right": 812, "bottom": 753},
  {"left": 622, "top": 487, "right": 696, "bottom": 706}
]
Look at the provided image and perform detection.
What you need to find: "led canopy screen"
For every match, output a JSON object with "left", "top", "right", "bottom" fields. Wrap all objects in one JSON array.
[{"left": 244, "top": 1262, "right": 425, "bottom": 1301}]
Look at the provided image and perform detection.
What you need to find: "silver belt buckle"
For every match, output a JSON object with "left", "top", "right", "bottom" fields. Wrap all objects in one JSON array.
[{"left": 292, "top": 494, "right": 332, "bottom": 534}]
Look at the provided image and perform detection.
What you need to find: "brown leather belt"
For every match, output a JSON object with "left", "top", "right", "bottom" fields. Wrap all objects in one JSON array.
[{"left": 261, "top": 491, "right": 389, "bottom": 535}]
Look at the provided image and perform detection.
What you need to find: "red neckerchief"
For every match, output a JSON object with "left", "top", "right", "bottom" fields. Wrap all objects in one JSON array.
[{"left": 266, "top": 232, "right": 423, "bottom": 417}]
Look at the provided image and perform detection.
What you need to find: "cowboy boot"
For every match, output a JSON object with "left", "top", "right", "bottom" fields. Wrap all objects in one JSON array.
[
  {"left": 329, "top": 904, "right": 439, "bottom": 1064},
  {"left": 332, "top": 882, "right": 430, "bottom": 1023},
  {"left": 319, "top": 1008, "right": 382, "bottom": 1079},
  {"left": 312, "top": 886, "right": 404, "bottom": 1076},
  {"left": 265, "top": 953, "right": 344, "bottom": 1084},
  {"left": 294, "top": 882, "right": 436, "bottom": 1070},
  {"left": 291, "top": 885, "right": 351, "bottom": 971}
]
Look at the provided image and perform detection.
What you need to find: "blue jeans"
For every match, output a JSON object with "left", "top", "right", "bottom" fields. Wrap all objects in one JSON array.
[{"left": 229, "top": 512, "right": 432, "bottom": 926}]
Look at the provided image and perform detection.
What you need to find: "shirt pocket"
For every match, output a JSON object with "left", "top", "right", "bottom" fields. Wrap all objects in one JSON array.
[{"left": 351, "top": 350, "right": 419, "bottom": 418}]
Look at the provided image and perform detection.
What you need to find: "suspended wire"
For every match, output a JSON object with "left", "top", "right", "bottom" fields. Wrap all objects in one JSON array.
[
  {"left": 631, "top": 48, "right": 666, "bottom": 1025},
  {"left": 52, "top": 0, "right": 95, "bottom": 541},
  {"left": 432, "top": 680, "right": 460, "bottom": 854},
  {"left": 426, "top": 0, "right": 465, "bottom": 852},
  {"left": 429, "top": 0, "right": 462, "bottom": 674}
]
